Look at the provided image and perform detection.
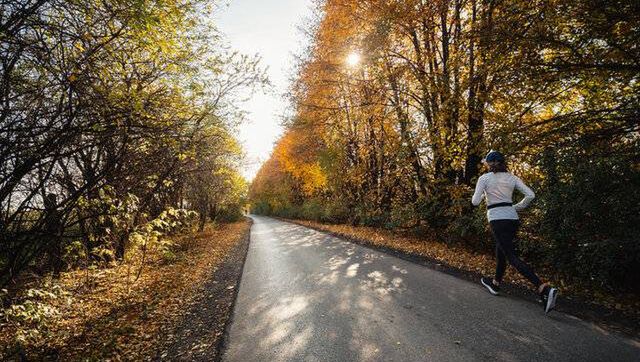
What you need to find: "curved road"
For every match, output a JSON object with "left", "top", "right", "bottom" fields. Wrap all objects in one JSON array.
[{"left": 222, "top": 216, "right": 640, "bottom": 361}]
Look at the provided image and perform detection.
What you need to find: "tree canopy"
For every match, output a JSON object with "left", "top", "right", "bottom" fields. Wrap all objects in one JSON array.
[
  {"left": 1, "top": 0, "right": 267, "bottom": 284},
  {"left": 250, "top": 0, "right": 640, "bottom": 292}
]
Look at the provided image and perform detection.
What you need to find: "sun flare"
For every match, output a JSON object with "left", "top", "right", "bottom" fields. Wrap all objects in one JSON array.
[{"left": 346, "top": 52, "right": 361, "bottom": 67}]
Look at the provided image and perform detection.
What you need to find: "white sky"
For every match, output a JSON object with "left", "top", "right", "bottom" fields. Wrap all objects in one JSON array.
[{"left": 213, "top": 0, "right": 315, "bottom": 180}]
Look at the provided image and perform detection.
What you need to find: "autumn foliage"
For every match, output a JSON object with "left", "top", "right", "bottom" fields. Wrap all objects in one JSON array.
[
  {"left": 0, "top": 0, "right": 264, "bottom": 357},
  {"left": 250, "top": 0, "right": 640, "bottom": 293},
  {"left": 0, "top": 0, "right": 265, "bottom": 284}
]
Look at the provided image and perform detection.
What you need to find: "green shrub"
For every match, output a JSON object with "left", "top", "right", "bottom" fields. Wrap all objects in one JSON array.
[
  {"left": 301, "top": 199, "right": 323, "bottom": 221},
  {"left": 389, "top": 202, "right": 416, "bottom": 229},
  {"left": 251, "top": 200, "right": 272, "bottom": 215},
  {"left": 415, "top": 189, "right": 450, "bottom": 230},
  {"left": 216, "top": 203, "right": 245, "bottom": 222},
  {"left": 320, "top": 198, "right": 351, "bottom": 224},
  {"left": 533, "top": 144, "right": 640, "bottom": 291},
  {"left": 1, "top": 283, "right": 71, "bottom": 349}
]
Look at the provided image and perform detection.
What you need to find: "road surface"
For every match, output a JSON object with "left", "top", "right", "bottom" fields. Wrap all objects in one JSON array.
[{"left": 222, "top": 216, "right": 640, "bottom": 361}]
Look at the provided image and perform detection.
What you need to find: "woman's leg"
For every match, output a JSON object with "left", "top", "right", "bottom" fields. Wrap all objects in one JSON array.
[
  {"left": 490, "top": 220, "right": 542, "bottom": 288},
  {"left": 495, "top": 244, "right": 507, "bottom": 283}
]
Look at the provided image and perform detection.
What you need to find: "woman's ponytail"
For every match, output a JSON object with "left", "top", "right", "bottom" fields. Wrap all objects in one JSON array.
[{"left": 488, "top": 160, "right": 508, "bottom": 173}]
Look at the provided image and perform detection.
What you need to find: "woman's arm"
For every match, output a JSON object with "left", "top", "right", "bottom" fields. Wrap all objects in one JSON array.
[
  {"left": 513, "top": 176, "right": 535, "bottom": 210},
  {"left": 471, "top": 175, "right": 486, "bottom": 206}
]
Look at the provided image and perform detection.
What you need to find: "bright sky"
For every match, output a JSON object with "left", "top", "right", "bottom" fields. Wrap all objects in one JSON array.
[{"left": 214, "top": 0, "right": 315, "bottom": 181}]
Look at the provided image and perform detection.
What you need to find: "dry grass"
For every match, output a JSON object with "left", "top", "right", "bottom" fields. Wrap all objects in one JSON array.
[{"left": 1, "top": 219, "right": 251, "bottom": 361}]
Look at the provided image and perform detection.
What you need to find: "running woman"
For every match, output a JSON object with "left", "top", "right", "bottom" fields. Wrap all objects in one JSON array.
[{"left": 472, "top": 150, "right": 558, "bottom": 313}]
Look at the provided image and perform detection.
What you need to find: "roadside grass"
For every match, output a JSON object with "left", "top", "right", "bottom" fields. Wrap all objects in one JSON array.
[{"left": 0, "top": 218, "right": 251, "bottom": 361}]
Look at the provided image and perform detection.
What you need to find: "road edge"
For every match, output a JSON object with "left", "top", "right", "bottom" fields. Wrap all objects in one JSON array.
[
  {"left": 153, "top": 218, "right": 253, "bottom": 361},
  {"left": 216, "top": 217, "right": 253, "bottom": 362}
]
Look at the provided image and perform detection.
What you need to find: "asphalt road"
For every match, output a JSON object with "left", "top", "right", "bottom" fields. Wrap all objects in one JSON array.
[{"left": 222, "top": 216, "right": 640, "bottom": 362}]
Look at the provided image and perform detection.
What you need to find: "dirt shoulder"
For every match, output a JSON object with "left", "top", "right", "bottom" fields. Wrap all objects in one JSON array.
[
  {"left": 156, "top": 219, "right": 251, "bottom": 361},
  {"left": 282, "top": 218, "right": 640, "bottom": 339},
  {"left": 1, "top": 218, "right": 252, "bottom": 361}
]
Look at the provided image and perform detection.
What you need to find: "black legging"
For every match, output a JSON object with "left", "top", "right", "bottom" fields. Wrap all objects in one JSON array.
[{"left": 490, "top": 219, "right": 542, "bottom": 288}]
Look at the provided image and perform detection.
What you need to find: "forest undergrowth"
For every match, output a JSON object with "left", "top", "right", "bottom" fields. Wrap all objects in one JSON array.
[{"left": 0, "top": 219, "right": 251, "bottom": 361}]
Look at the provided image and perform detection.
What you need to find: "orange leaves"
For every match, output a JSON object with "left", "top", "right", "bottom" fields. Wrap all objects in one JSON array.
[
  {"left": 250, "top": 126, "right": 328, "bottom": 212},
  {"left": 274, "top": 130, "right": 327, "bottom": 196}
]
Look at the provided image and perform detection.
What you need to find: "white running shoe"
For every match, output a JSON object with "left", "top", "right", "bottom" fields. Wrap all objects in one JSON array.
[{"left": 542, "top": 286, "right": 558, "bottom": 313}]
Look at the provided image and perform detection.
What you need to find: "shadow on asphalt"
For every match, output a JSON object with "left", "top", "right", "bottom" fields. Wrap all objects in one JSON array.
[{"left": 226, "top": 218, "right": 640, "bottom": 361}]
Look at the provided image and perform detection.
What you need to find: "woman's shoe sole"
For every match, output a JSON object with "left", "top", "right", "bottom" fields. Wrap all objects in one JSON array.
[{"left": 545, "top": 288, "right": 558, "bottom": 313}]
